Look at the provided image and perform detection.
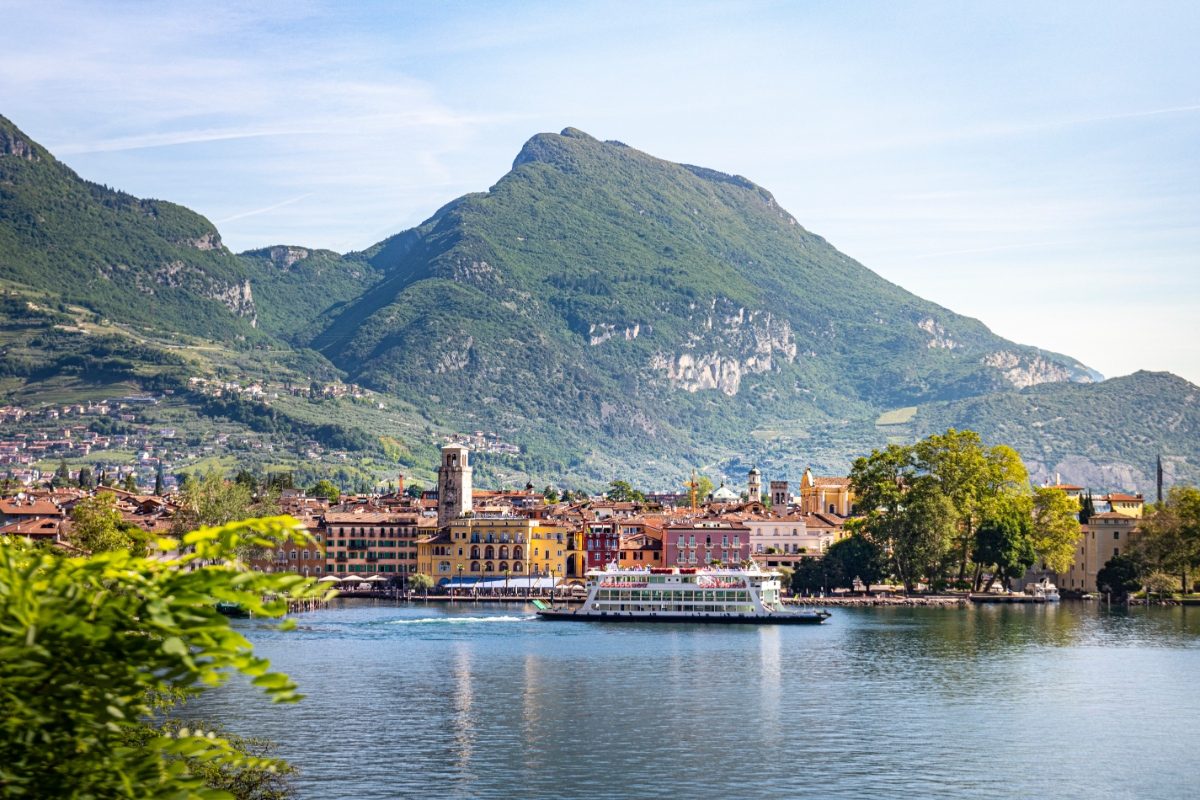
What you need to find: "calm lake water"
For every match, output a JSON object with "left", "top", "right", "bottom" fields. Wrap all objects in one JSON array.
[{"left": 197, "top": 599, "right": 1200, "bottom": 799}]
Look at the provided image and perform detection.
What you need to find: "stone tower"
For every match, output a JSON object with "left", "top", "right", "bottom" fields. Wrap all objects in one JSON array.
[
  {"left": 437, "top": 444, "right": 473, "bottom": 528},
  {"left": 747, "top": 467, "right": 762, "bottom": 503},
  {"left": 770, "top": 480, "right": 789, "bottom": 510}
]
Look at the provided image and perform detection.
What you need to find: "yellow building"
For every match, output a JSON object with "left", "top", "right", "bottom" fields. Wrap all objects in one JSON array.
[
  {"left": 798, "top": 468, "right": 857, "bottom": 516},
  {"left": 1105, "top": 493, "right": 1144, "bottom": 518},
  {"left": 416, "top": 515, "right": 579, "bottom": 586},
  {"left": 1058, "top": 512, "right": 1140, "bottom": 593}
]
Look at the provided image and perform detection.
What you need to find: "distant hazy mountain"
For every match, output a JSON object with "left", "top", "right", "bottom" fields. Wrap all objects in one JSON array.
[{"left": 0, "top": 117, "right": 1192, "bottom": 491}]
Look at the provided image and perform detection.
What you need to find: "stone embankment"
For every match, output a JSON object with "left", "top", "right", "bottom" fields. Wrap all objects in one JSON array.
[{"left": 785, "top": 595, "right": 967, "bottom": 607}]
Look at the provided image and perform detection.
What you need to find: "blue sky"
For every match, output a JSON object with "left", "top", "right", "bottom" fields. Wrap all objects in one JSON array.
[{"left": 2, "top": 0, "right": 1198, "bottom": 383}]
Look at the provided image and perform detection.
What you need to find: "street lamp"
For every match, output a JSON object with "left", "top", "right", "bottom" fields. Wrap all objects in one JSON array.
[
  {"left": 505, "top": 568, "right": 511, "bottom": 598},
  {"left": 456, "top": 564, "right": 464, "bottom": 602}
]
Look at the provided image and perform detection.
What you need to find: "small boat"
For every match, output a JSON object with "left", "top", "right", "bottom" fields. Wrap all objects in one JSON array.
[
  {"left": 537, "top": 563, "right": 831, "bottom": 625},
  {"left": 1025, "top": 578, "right": 1061, "bottom": 602}
]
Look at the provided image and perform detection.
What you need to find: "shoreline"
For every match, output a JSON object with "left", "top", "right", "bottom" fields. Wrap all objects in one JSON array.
[{"left": 785, "top": 595, "right": 968, "bottom": 607}]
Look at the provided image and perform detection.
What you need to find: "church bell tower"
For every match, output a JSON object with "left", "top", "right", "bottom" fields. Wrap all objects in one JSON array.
[{"left": 437, "top": 444, "right": 473, "bottom": 528}]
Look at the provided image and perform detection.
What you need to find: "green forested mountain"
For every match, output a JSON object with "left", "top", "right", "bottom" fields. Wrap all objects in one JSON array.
[
  {"left": 908, "top": 371, "right": 1199, "bottom": 491},
  {"left": 0, "top": 118, "right": 1195, "bottom": 492},
  {"left": 0, "top": 115, "right": 258, "bottom": 341}
]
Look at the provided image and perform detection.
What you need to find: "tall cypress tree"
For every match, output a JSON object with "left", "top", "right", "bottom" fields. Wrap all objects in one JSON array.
[{"left": 1079, "top": 491, "right": 1095, "bottom": 525}]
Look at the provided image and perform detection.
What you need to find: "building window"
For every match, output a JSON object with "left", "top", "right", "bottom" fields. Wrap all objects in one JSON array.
[{"left": 1114, "top": 531, "right": 1120, "bottom": 540}]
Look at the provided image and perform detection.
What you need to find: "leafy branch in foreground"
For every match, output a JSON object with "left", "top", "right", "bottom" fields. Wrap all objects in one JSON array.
[{"left": 0, "top": 515, "right": 334, "bottom": 799}]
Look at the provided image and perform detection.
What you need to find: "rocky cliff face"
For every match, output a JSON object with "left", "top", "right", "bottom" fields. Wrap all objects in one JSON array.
[
  {"left": 650, "top": 298, "right": 796, "bottom": 395},
  {"left": 0, "top": 127, "right": 39, "bottom": 161},
  {"left": 983, "top": 350, "right": 1093, "bottom": 389}
]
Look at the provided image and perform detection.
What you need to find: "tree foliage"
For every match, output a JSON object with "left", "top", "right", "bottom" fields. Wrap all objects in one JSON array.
[
  {"left": 1137, "top": 486, "right": 1200, "bottom": 594},
  {"left": 0, "top": 516, "right": 330, "bottom": 798},
  {"left": 605, "top": 480, "right": 646, "bottom": 503},
  {"left": 850, "top": 430, "right": 1032, "bottom": 592},
  {"left": 306, "top": 479, "right": 341, "bottom": 504},
  {"left": 1030, "top": 487, "right": 1082, "bottom": 574},
  {"left": 972, "top": 504, "right": 1036, "bottom": 591},
  {"left": 172, "top": 472, "right": 280, "bottom": 535},
  {"left": 823, "top": 534, "right": 887, "bottom": 592},
  {"left": 1097, "top": 554, "right": 1142, "bottom": 600},
  {"left": 409, "top": 573, "right": 434, "bottom": 595},
  {"left": 69, "top": 490, "right": 147, "bottom": 555}
]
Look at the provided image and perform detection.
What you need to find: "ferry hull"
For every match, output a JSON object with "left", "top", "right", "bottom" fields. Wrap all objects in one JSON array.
[{"left": 537, "top": 610, "right": 830, "bottom": 625}]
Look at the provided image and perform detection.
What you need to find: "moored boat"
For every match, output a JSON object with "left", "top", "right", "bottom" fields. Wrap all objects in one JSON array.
[{"left": 537, "top": 563, "right": 830, "bottom": 624}]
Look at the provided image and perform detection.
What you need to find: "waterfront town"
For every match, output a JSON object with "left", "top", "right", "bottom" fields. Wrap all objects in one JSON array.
[{"left": 0, "top": 442, "right": 1152, "bottom": 597}]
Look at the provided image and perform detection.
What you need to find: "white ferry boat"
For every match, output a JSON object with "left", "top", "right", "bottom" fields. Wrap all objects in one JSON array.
[{"left": 536, "top": 564, "right": 831, "bottom": 624}]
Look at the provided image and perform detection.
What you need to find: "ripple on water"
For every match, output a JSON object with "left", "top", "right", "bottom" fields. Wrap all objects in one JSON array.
[{"left": 190, "top": 600, "right": 1200, "bottom": 800}]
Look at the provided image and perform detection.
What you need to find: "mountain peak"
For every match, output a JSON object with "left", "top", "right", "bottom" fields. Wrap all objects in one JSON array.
[{"left": 512, "top": 127, "right": 602, "bottom": 169}]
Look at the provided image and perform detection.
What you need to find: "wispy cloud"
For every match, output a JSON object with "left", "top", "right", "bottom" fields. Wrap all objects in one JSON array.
[{"left": 217, "top": 193, "right": 315, "bottom": 224}]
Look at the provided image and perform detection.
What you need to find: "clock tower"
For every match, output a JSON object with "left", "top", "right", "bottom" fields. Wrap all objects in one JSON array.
[{"left": 437, "top": 444, "right": 473, "bottom": 528}]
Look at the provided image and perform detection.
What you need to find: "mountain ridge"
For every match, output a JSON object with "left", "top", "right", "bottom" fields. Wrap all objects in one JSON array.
[{"left": 0, "top": 116, "right": 1193, "bottom": 492}]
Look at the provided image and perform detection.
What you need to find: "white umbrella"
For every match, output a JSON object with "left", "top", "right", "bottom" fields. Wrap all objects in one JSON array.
[
  {"left": 316, "top": 575, "right": 341, "bottom": 583},
  {"left": 363, "top": 575, "right": 388, "bottom": 582}
]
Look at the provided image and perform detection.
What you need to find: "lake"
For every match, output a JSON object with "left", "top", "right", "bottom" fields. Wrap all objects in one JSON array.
[{"left": 197, "top": 599, "right": 1200, "bottom": 799}]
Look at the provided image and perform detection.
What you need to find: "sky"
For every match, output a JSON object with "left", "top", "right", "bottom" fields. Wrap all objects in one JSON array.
[{"left": 2, "top": 0, "right": 1198, "bottom": 384}]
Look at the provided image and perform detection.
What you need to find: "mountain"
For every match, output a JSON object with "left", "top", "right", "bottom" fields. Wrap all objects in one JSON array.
[
  {"left": 0, "top": 115, "right": 258, "bottom": 340},
  {"left": 908, "top": 371, "right": 1199, "bottom": 490},
  {"left": 310, "top": 127, "right": 1105, "bottom": 477},
  {"left": 0, "top": 117, "right": 1195, "bottom": 492}
]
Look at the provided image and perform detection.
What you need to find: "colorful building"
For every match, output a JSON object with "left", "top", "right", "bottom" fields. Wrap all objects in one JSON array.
[
  {"left": 417, "top": 515, "right": 579, "bottom": 585},
  {"left": 322, "top": 509, "right": 432, "bottom": 581},
  {"left": 663, "top": 519, "right": 750, "bottom": 567},
  {"left": 798, "top": 469, "right": 856, "bottom": 516}
]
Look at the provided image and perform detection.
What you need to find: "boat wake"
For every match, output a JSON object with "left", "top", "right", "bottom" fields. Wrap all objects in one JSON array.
[{"left": 388, "top": 615, "right": 536, "bottom": 626}]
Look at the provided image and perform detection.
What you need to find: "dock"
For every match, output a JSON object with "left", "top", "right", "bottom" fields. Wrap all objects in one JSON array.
[{"left": 968, "top": 594, "right": 1048, "bottom": 604}]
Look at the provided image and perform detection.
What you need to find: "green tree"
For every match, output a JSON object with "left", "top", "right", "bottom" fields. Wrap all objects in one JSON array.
[
  {"left": 234, "top": 470, "right": 259, "bottom": 491},
  {"left": 307, "top": 479, "right": 341, "bottom": 504},
  {"left": 404, "top": 483, "right": 424, "bottom": 499},
  {"left": 0, "top": 516, "right": 328, "bottom": 797},
  {"left": 77, "top": 465, "right": 94, "bottom": 489},
  {"left": 1097, "top": 553, "right": 1142, "bottom": 600},
  {"left": 1031, "top": 486, "right": 1082, "bottom": 574},
  {"left": 53, "top": 459, "right": 71, "bottom": 488},
  {"left": 172, "top": 472, "right": 280, "bottom": 541},
  {"left": 409, "top": 572, "right": 434, "bottom": 597},
  {"left": 606, "top": 480, "right": 646, "bottom": 503},
  {"left": 543, "top": 485, "right": 560, "bottom": 503},
  {"left": 1137, "top": 486, "right": 1200, "bottom": 594},
  {"left": 123, "top": 472, "right": 139, "bottom": 492},
  {"left": 823, "top": 534, "right": 887, "bottom": 592},
  {"left": 266, "top": 472, "right": 294, "bottom": 491},
  {"left": 154, "top": 468, "right": 165, "bottom": 497},
  {"left": 791, "top": 556, "right": 838, "bottom": 595},
  {"left": 850, "top": 444, "right": 958, "bottom": 592},
  {"left": 70, "top": 491, "right": 139, "bottom": 554},
  {"left": 972, "top": 504, "right": 1036, "bottom": 591},
  {"left": 1079, "top": 491, "right": 1096, "bottom": 525}
]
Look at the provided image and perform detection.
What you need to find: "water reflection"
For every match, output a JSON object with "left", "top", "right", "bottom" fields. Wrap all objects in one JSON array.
[{"left": 193, "top": 600, "right": 1199, "bottom": 799}]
